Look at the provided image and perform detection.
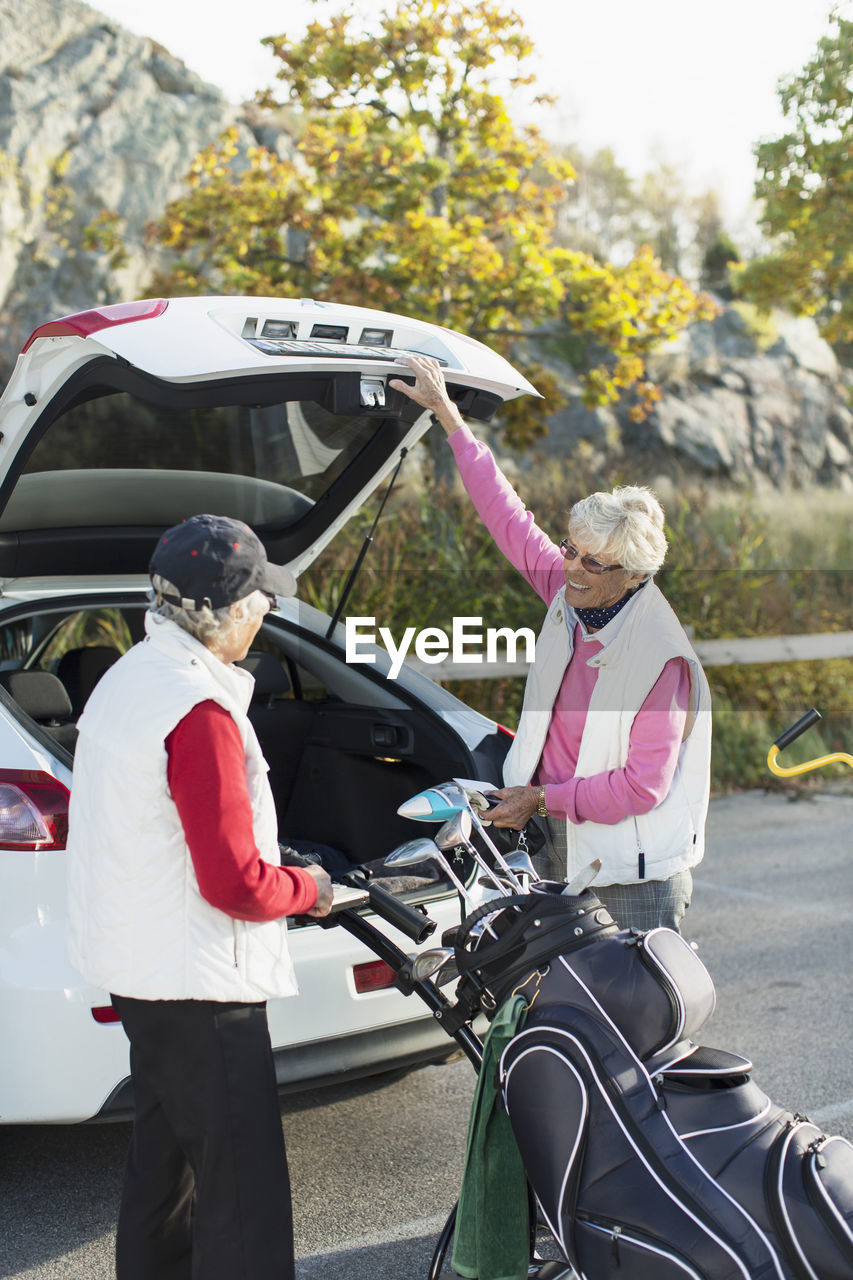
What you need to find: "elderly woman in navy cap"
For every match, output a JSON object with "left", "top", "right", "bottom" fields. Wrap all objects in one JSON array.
[
  {"left": 390, "top": 358, "right": 712, "bottom": 935},
  {"left": 67, "top": 514, "right": 332, "bottom": 1280}
]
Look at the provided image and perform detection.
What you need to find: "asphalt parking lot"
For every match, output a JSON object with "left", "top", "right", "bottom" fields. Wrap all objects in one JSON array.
[{"left": 1, "top": 788, "right": 851, "bottom": 1279}]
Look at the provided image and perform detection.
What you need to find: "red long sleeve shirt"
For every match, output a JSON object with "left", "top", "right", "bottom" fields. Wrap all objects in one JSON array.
[{"left": 165, "top": 699, "right": 318, "bottom": 921}]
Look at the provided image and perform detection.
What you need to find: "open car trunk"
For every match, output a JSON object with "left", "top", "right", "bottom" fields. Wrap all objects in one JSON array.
[
  {"left": 0, "top": 298, "right": 527, "bottom": 902},
  {"left": 240, "top": 630, "right": 481, "bottom": 878},
  {"left": 0, "top": 594, "right": 508, "bottom": 899}
]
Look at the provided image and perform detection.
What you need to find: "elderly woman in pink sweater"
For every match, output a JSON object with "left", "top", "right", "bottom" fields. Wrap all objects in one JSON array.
[{"left": 390, "top": 356, "right": 712, "bottom": 933}]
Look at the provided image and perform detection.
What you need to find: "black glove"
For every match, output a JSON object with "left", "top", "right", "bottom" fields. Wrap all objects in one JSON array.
[{"left": 278, "top": 844, "right": 316, "bottom": 868}]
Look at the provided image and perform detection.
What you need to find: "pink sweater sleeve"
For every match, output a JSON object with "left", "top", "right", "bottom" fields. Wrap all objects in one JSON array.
[{"left": 447, "top": 425, "right": 564, "bottom": 605}]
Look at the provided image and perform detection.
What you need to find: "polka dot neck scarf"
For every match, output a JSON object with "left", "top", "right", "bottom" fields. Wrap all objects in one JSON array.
[{"left": 575, "top": 580, "right": 646, "bottom": 631}]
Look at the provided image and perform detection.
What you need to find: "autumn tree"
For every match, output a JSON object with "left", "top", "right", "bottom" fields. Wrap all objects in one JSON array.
[
  {"left": 144, "top": 0, "right": 712, "bottom": 463},
  {"left": 553, "top": 146, "right": 638, "bottom": 260},
  {"left": 737, "top": 11, "right": 853, "bottom": 352},
  {"left": 554, "top": 149, "right": 732, "bottom": 291}
]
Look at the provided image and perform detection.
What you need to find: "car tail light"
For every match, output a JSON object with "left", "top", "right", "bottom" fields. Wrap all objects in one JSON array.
[
  {"left": 0, "top": 769, "right": 70, "bottom": 850},
  {"left": 21, "top": 299, "right": 168, "bottom": 352},
  {"left": 353, "top": 960, "right": 397, "bottom": 994},
  {"left": 91, "top": 1006, "right": 122, "bottom": 1024}
]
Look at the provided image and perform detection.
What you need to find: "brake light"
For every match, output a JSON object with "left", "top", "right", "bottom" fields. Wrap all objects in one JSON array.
[
  {"left": 353, "top": 960, "right": 397, "bottom": 993},
  {"left": 21, "top": 299, "right": 168, "bottom": 352},
  {"left": 92, "top": 1006, "right": 122, "bottom": 1024},
  {"left": 0, "top": 769, "right": 70, "bottom": 850}
]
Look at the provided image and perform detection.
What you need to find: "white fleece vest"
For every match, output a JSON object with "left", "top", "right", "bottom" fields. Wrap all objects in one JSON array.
[
  {"left": 66, "top": 613, "right": 298, "bottom": 1002},
  {"left": 503, "top": 583, "right": 712, "bottom": 886}
]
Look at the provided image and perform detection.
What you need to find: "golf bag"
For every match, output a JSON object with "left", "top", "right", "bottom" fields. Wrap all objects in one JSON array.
[{"left": 452, "top": 884, "right": 853, "bottom": 1280}]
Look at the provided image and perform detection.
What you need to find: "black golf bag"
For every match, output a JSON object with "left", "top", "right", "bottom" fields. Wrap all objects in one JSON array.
[{"left": 451, "top": 884, "right": 853, "bottom": 1280}]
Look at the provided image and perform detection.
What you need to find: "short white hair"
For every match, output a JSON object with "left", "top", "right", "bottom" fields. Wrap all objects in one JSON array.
[
  {"left": 568, "top": 485, "right": 668, "bottom": 577},
  {"left": 148, "top": 575, "right": 268, "bottom": 649}
]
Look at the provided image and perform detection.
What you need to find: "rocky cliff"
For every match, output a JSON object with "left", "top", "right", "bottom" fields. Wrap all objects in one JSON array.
[
  {"left": 0, "top": 0, "right": 255, "bottom": 356},
  {"left": 536, "top": 306, "right": 853, "bottom": 490},
  {"left": 1, "top": 0, "right": 851, "bottom": 490}
]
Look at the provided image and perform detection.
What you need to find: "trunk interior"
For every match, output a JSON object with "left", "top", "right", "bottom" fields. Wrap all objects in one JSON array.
[{"left": 0, "top": 598, "right": 498, "bottom": 893}]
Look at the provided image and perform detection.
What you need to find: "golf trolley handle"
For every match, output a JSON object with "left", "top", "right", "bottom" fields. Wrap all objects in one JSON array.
[
  {"left": 366, "top": 880, "right": 437, "bottom": 945},
  {"left": 313, "top": 882, "right": 437, "bottom": 946},
  {"left": 773, "top": 707, "right": 822, "bottom": 752},
  {"left": 767, "top": 707, "right": 853, "bottom": 777}
]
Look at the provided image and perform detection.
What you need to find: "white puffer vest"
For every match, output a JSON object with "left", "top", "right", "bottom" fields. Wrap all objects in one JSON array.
[
  {"left": 503, "top": 583, "right": 712, "bottom": 886},
  {"left": 66, "top": 613, "right": 298, "bottom": 1002}
]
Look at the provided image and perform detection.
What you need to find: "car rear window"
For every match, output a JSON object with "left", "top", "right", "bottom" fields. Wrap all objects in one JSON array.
[{"left": 4, "top": 395, "right": 383, "bottom": 532}]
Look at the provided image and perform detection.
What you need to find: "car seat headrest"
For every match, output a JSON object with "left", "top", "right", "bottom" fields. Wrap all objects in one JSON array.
[
  {"left": 236, "top": 651, "right": 292, "bottom": 698},
  {"left": 0, "top": 670, "right": 74, "bottom": 723},
  {"left": 56, "top": 645, "right": 122, "bottom": 714}
]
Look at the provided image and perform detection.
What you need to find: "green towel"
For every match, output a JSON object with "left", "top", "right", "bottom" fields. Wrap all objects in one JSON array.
[{"left": 451, "top": 992, "right": 530, "bottom": 1280}]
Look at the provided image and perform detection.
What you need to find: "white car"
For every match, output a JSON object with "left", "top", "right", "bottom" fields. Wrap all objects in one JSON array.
[{"left": 0, "top": 295, "right": 537, "bottom": 1124}]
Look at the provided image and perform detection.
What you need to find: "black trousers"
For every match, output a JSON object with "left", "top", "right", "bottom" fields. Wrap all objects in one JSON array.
[{"left": 111, "top": 995, "right": 295, "bottom": 1280}]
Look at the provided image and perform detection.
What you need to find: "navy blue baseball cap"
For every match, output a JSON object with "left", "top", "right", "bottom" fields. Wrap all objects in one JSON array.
[{"left": 149, "top": 514, "right": 297, "bottom": 610}]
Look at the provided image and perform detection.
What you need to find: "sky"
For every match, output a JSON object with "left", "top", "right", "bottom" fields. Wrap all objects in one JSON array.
[{"left": 91, "top": 0, "right": 851, "bottom": 230}]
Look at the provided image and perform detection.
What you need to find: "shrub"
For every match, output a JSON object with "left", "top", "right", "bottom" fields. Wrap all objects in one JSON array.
[{"left": 300, "top": 467, "right": 853, "bottom": 793}]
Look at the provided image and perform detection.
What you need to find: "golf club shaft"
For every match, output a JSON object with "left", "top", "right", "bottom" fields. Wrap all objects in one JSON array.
[
  {"left": 432, "top": 850, "right": 480, "bottom": 912},
  {"left": 441, "top": 822, "right": 515, "bottom": 897},
  {"left": 466, "top": 811, "right": 526, "bottom": 892}
]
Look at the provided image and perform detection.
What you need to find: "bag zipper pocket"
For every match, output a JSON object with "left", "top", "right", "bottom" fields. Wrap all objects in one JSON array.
[
  {"left": 577, "top": 1213, "right": 704, "bottom": 1277},
  {"left": 803, "top": 1132, "right": 853, "bottom": 1266}
]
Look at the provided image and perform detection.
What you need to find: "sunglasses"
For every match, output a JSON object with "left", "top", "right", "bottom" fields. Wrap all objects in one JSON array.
[{"left": 559, "top": 540, "right": 622, "bottom": 575}]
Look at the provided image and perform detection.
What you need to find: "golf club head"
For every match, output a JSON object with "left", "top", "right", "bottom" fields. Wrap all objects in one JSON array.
[
  {"left": 435, "top": 809, "right": 473, "bottom": 852},
  {"left": 383, "top": 837, "right": 441, "bottom": 868},
  {"left": 397, "top": 783, "right": 469, "bottom": 823},
  {"left": 433, "top": 956, "right": 460, "bottom": 986},
  {"left": 563, "top": 858, "right": 603, "bottom": 897},
  {"left": 504, "top": 848, "right": 539, "bottom": 880},
  {"left": 411, "top": 947, "right": 456, "bottom": 981},
  {"left": 478, "top": 874, "right": 517, "bottom": 890}
]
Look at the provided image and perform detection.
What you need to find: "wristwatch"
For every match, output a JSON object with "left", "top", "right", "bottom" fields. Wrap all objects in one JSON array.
[{"left": 536, "top": 785, "right": 548, "bottom": 818}]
